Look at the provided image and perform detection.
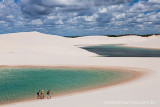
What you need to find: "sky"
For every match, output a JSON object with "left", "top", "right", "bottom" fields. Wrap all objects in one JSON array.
[{"left": 0, "top": 0, "right": 160, "bottom": 36}]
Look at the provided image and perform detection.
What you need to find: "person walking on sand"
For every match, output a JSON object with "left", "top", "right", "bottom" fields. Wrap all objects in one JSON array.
[
  {"left": 41, "top": 90, "right": 44, "bottom": 99},
  {"left": 37, "top": 90, "right": 41, "bottom": 99},
  {"left": 47, "top": 89, "right": 51, "bottom": 99}
]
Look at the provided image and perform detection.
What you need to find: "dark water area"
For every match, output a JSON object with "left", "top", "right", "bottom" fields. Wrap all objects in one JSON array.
[{"left": 82, "top": 44, "right": 160, "bottom": 57}]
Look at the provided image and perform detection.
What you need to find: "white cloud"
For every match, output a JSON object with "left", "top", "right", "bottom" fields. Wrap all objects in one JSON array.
[
  {"left": 129, "top": 1, "right": 160, "bottom": 13},
  {"left": 136, "top": 18, "right": 143, "bottom": 22},
  {"left": 6, "top": 15, "right": 14, "bottom": 19},
  {"left": 55, "top": 20, "right": 64, "bottom": 24},
  {"left": 99, "top": 8, "right": 107, "bottom": 13},
  {"left": 31, "top": 19, "right": 43, "bottom": 25},
  {"left": 0, "top": 20, "right": 5, "bottom": 24},
  {"left": 47, "top": 16, "right": 56, "bottom": 20},
  {"left": 114, "top": 13, "right": 126, "bottom": 19},
  {"left": 137, "top": 25, "right": 144, "bottom": 27},
  {"left": 148, "top": 0, "right": 160, "bottom": 3},
  {"left": 84, "top": 14, "right": 98, "bottom": 22}
]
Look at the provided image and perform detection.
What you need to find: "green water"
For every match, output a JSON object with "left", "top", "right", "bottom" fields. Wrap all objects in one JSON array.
[
  {"left": 82, "top": 44, "right": 160, "bottom": 57},
  {"left": 0, "top": 67, "right": 133, "bottom": 104}
]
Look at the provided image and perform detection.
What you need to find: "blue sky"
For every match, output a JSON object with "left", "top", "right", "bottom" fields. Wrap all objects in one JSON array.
[{"left": 0, "top": 0, "right": 160, "bottom": 36}]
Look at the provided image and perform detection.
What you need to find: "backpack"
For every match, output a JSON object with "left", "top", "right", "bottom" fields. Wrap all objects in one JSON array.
[
  {"left": 37, "top": 92, "right": 39, "bottom": 95},
  {"left": 47, "top": 91, "right": 49, "bottom": 94}
]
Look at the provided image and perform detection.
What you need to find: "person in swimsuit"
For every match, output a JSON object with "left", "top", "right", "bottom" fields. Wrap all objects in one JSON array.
[
  {"left": 47, "top": 89, "right": 51, "bottom": 99},
  {"left": 37, "top": 90, "right": 41, "bottom": 99}
]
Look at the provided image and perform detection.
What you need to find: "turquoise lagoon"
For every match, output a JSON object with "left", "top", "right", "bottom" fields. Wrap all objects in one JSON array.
[
  {"left": 82, "top": 44, "right": 160, "bottom": 57},
  {"left": 0, "top": 67, "right": 134, "bottom": 104}
]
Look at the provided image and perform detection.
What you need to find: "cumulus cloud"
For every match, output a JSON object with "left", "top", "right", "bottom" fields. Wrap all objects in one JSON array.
[
  {"left": 0, "top": 0, "right": 18, "bottom": 22},
  {"left": 17, "top": 0, "right": 135, "bottom": 18},
  {"left": 0, "top": 0, "right": 160, "bottom": 36},
  {"left": 148, "top": 0, "right": 160, "bottom": 3}
]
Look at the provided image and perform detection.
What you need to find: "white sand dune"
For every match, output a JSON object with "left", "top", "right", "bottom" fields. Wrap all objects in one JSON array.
[
  {"left": 69, "top": 35, "right": 154, "bottom": 46},
  {"left": 126, "top": 35, "right": 160, "bottom": 49},
  {"left": 0, "top": 32, "right": 96, "bottom": 56},
  {"left": 0, "top": 32, "right": 160, "bottom": 107}
]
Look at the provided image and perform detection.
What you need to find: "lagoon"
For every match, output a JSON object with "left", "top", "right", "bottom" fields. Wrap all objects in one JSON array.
[
  {"left": 0, "top": 67, "right": 134, "bottom": 104},
  {"left": 82, "top": 44, "right": 160, "bottom": 57}
]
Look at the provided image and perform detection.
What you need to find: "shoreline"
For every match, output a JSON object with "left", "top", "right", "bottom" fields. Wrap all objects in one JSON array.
[{"left": 0, "top": 65, "right": 146, "bottom": 106}]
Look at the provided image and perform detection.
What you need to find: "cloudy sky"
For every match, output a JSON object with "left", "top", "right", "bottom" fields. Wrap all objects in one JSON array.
[{"left": 0, "top": 0, "right": 160, "bottom": 36}]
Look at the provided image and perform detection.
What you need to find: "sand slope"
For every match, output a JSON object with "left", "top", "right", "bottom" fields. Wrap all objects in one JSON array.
[
  {"left": 0, "top": 32, "right": 160, "bottom": 107},
  {"left": 0, "top": 32, "right": 96, "bottom": 56},
  {"left": 126, "top": 35, "right": 160, "bottom": 49},
  {"left": 0, "top": 32, "right": 97, "bottom": 65}
]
